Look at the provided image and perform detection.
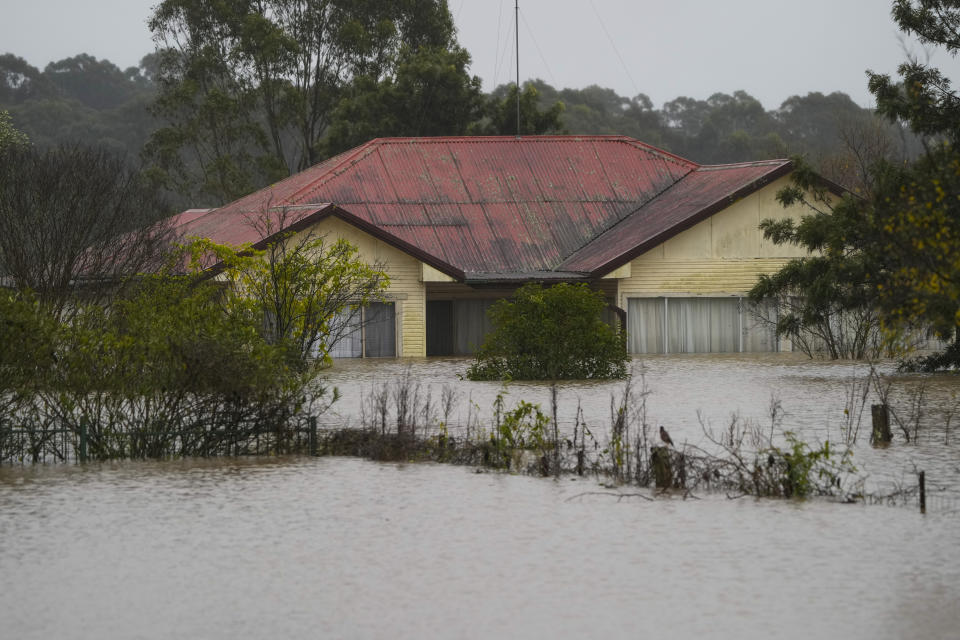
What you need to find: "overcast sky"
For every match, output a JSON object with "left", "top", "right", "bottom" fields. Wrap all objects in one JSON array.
[{"left": 3, "top": 0, "right": 959, "bottom": 109}]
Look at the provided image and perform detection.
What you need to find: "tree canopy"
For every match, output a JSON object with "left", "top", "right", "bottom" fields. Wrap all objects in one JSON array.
[
  {"left": 146, "top": 0, "right": 467, "bottom": 203},
  {"left": 752, "top": 0, "right": 960, "bottom": 369}
]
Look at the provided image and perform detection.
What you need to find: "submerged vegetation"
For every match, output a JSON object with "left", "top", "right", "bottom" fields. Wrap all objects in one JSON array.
[
  {"left": 0, "top": 228, "right": 388, "bottom": 463},
  {"left": 467, "top": 283, "right": 628, "bottom": 381},
  {"left": 317, "top": 366, "right": 883, "bottom": 501}
]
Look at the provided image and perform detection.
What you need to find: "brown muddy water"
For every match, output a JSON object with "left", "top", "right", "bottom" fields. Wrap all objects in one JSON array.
[{"left": 2, "top": 354, "right": 959, "bottom": 639}]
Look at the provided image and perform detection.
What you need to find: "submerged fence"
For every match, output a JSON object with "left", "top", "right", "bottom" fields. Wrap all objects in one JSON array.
[{"left": 1, "top": 416, "right": 323, "bottom": 464}]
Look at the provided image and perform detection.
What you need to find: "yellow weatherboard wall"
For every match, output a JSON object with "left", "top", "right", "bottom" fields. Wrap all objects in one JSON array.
[
  {"left": 294, "top": 215, "right": 427, "bottom": 357},
  {"left": 617, "top": 175, "right": 812, "bottom": 305}
]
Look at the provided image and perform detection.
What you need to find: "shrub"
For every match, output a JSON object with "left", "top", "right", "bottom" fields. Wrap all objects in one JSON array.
[{"left": 466, "top": 283, "right": 628, "bottom": 380}]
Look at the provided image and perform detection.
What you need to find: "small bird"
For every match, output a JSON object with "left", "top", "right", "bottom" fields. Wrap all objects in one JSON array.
[{"left": 659, "top": 425, "right": 674, "bottom": 447}]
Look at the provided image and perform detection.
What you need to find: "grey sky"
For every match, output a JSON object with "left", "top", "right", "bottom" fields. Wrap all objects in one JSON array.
[{"left": 2, "top": 0, "right": 959, "bottom": 109}]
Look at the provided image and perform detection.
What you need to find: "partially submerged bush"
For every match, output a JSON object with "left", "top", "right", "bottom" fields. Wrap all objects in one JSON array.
[{"left": 467, "top": 283, "right": 627, "bottom": 380}]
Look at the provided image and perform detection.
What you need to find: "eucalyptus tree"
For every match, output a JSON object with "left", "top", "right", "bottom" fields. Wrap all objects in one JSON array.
[{"left": 146, "top": 0, "right": 459, "bottom": 204}]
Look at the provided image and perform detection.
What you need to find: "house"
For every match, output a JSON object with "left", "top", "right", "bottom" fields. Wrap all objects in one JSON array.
[{"left": 172, "top": 135, "right": 823, "bottom": 358}]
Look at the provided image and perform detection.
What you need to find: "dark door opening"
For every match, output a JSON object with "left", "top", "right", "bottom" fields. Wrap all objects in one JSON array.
[{"left": 426, "top": 300, "right": 454, "bottom": 356}]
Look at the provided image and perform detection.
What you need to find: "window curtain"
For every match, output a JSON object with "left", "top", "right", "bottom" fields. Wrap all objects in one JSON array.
[
  {"left": 453, "top": 299, "right": 496, "bottom": 355},
  {"left": 327, "top": 310, "right": 362, "bottom": 358},
  {"left": 668, "top": 298, "right": 740, "bottom": 353},
  {"left": 742, "top": 299, "right": 778, "bottom": 352},
  {"left": 627, "top": 298, "right": 665, "bottom": 354},
  {"left": 364, "top": 302, "right": 396, "bottom": 358}
]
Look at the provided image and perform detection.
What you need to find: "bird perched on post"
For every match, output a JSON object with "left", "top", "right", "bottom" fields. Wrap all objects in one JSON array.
[{"left": 659, "top": 425, "right": 674, "bottom": 447}]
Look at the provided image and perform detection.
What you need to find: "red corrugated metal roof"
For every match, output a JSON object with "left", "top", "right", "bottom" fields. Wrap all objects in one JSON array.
[
  {"left": 559, "top": 161, "right": 793, "bottom": 275},
  {"left": 172, "top": 136, "right": 791, "bottom": 281}
]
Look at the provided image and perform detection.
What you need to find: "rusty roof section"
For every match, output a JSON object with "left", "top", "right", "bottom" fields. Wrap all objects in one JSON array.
[
  {"left": 173, "top": 136, "right": 792, "bottom": 281},
  {"left": 559, "top": 160, "right": 794, "bottom": 275}
]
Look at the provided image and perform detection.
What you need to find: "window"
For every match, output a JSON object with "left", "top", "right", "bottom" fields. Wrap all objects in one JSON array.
[
  {"left": 627, "top": 297, "right": 777, "bottom": 354},
  {"left": 328, "top": 301, "right": 397, "bottom": 358}
]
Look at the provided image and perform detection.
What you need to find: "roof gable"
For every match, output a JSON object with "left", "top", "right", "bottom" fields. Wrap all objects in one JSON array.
[{"left": 559, "top": 160, "right": 794, "bottom": 275}]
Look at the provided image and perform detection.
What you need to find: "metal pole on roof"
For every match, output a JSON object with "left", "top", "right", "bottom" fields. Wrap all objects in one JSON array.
[{"left": 515, "top": 0, "right": 521, "bottom": 137}]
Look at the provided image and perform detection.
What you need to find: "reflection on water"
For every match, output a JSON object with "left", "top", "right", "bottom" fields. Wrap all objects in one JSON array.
[
  {"left": 1, "top": 456, "right": 958, "bottom": 639},
  {"left": 323, "top": 354, "right": 960, "bottom": 498}
]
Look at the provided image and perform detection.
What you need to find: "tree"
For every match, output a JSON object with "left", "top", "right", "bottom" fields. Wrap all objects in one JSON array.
[
  {"left": 320, "top": 44, "right": 483, "bottom": 156},
  {"left": 181, "top": 215, "right": 389, "bottom": 368},
  {"left": 870, "top": 0, "right": 960, "bottom": 143},
  {"left": 752, "top": 1, "right": 960, "bottom": 369},
  {"left": 0, "top": 145, "right": 172, "bottom": 315},
  {"left": 467, "top": 283, "right": 627, "bottom": 381},
  {"left": 0, "top": 54, "right": 158, "bottom": 160},
  {"left": 146, "top": 0, "right": 460, "bottom": 203},
  {"left": 748, "top": 159, "right": 902, "bottom": 360},
  {"left": 0, "top": 109, "right": 28, "bottom": 148},
  {"left": 469, "top": 82, "right": 565, "bottom": 136}
]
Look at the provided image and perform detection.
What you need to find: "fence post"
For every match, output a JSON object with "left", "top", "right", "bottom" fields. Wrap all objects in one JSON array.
[
  {"left": 78, "top": 417, "right": 88, "bottom": 464},
  {"left": 870, "top": 404, "right": 892, "bottom": 445},
  {"left": 919, "top": 470, "right": 926, "bottom": 514},
  {"left": 651, "top": 446, "right": 672, "bottom": 489},
  {"left": 309, "top": 416, "right": 318, "bottom": 457}
]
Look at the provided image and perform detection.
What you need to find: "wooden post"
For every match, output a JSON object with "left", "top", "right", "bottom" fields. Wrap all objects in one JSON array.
[
  {"left": 871, "top": 404, "right": 892, "bottom": 445},
  {"left": 919, "top": 470, "right": 926, "bottom": 514},
  {"left": 78, "top": 417, "right": 88, "bottom": 464},
  {"left": 551, "top": 383, "right": 559, "bottom": 479},
  {"left": 651, "top": 446, "right": 672, "bottom": 489},
  {"left": 309, "top": 416, "right": 318, "bottom": 457}
]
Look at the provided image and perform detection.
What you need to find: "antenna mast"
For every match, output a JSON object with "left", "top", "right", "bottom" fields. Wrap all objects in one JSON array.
[{"left": 515, "top": 0, "right": 520, "bottom": 137}]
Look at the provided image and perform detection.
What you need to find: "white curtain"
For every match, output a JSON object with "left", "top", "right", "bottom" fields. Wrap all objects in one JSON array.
[
  {"left": 627, "top": 298, "right": 665, "bottom": 354},
  {"left": 364, "top": 302, "right": 396, "bottom": 358},
  {"left": 328, "top": 310, "right": 362, "bottom": 358},
  {"left": 742, "top": 299, "right": 778, "bottom": 352},
  {"left": 667, "top": 298, "right": 739, "bottom": 353},
  {"left": 629, "top": 297, "right": 773, "bottom": 354}
]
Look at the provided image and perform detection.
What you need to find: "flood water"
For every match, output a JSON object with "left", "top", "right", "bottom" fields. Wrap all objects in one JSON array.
[
  {"left": 2, "top": 355, "right": 959, "bottom": 639},
  {"left": 324, "top": 354, "right": 960, "bottom": 500}
]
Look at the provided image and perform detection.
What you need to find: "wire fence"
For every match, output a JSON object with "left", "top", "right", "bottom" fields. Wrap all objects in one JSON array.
[{"left": 0, "top": 416, "right": 323, "bottom": 464}]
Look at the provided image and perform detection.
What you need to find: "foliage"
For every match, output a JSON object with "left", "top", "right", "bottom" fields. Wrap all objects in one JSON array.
[
  {"left": 0, "top": 54, "right": 157, "bottom": 160},
  {"left": 2, "top": 40, "right": 923, "bottom": 200},
  {"left": 870, "top": 0, "right": 960, "bottom": 144},
  {"left": 467, "top": 283, "right": 627, "bottom": 381},
  {"left": 758, "top": 432, "right": 856, "bottom": 498},
  {"left": 0, "top": 109, "right": 28, "bottom": 148},
  {"left": 0, "top": 273, "right": 327, "bottom": 462},
  {"left": 180, "top": 222, "right": 389, "bottom": 367},
  {"left": 321, "top": 44, "right": 484, "bottom": 156},
  {"left": 748, "top": 158, "right": 902, "bottom": 359},
  {"left": 146, "top": 0, "right": 460, "bottom": 203},
  {"left": 1, "top": 266, "right": 332, "bottom": 462},
  {"left": 0, "top": 144, "right": 173, "bottom": 315},
  {"left": 56, "top": 274, "right": 294, "bottom": 398},
  {"left": 469, "top": 82, "right": 565, "bottom": 136},
  {"left": 752, "top": 2, "right": 960, "bottom": 368},
  {"left": 0, "top": 291, "right": 57, "bottom": 394}
]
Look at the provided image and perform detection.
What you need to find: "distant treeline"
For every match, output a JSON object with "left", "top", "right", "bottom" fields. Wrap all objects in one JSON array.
[{"left": 0, "top": 50, "right": 919, "bottom": 199}]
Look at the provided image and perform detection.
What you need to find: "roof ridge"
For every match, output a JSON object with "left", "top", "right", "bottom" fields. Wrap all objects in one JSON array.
[
  {"left": 696, "top": 159, "right": 791, "bottom": 170},
  {"left": 364, "top": 135, "right": 694, "bottom": 167}
]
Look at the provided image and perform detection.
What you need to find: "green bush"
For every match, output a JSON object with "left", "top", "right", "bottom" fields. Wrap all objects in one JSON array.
[{"left": 466, "top": 283, "right": 628, "bottom": 380}]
